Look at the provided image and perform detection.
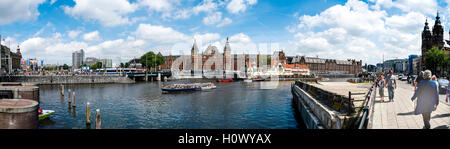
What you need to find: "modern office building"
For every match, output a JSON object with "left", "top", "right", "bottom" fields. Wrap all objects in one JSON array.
[{"left": 72, "top": 49, "right": 85, "bottom": 69}]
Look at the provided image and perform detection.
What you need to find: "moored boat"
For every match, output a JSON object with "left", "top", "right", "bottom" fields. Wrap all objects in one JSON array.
[
  {"left": 39, "top": 109, "right": 55, "bottom": 121},
  {"left": 243, "top": 78, "right": 266, "bottom": 82},
  {"left": 161, "top": 84, "right": 202, "bottom": 92},
  {"left": 216, "top": 78, "right": 233, "bottom": 82}
]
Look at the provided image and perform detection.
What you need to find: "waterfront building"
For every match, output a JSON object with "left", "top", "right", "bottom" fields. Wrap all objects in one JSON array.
[
  {"left": 0, "top": 44, "right": 22, "bottom": 74},
  {"left": 162, "top": 39, "right": 361, "bottom": 77},
  {"left": 421, "top": 12, "right": 450, "bottom": 73},
  {"left": 292, "top": 56, "right": 362, "bottom": 75},
  {"left": 72, "top": 49, "right": 85, "bottom": 69}
]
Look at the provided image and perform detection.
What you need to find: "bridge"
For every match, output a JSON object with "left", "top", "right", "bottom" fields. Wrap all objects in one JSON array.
[{"left": 126, "top": 71, "right": 172, "bottom": 81}]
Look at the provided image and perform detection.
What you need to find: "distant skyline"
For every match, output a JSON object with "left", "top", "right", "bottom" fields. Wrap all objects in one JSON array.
[{"left": 0, "top": 0, "right": 449, "bottom": 66}]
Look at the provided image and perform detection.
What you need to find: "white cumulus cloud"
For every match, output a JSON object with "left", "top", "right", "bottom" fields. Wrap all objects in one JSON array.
[
  {"left": 83, "top": 31, "right": 101, "bottom": 42},
  {"left": 0, "top": 0, "right": 46, "bottom": 25},
  {"left": 63, "top": 0, "right": 138, "bottom": 27}
]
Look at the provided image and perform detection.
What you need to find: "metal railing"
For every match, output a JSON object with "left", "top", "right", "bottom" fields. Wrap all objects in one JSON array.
[{"left": 358, "top": 81, "right": 377, "bottom": 129}]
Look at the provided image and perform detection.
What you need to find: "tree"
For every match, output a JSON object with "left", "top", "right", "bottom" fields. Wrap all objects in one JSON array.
[
  {"left": 424, "top": 46, "right": 449, "bottom": 75},
  {"left": 120, "top": 63, "right": 124, "bottom": 68},
  {"left": 125, "top": 62, "right": 130, "bottom": 68},
  {"left": 140, "top": 51, "right": 165, "bottom": 71},
  {"left": 90, "top": 62, "right": 103, "bottom": 70},
  {"left": 62, "top": 64, "right": 69, "bottom": 70}
]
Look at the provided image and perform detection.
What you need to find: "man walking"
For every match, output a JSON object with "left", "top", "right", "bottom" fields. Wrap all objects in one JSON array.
[
  {"left": 411, "top": 70, "right": 439, "bottom": 129},
  {"left": 385, "top": 70, "right": 397, "bottom": 102}
]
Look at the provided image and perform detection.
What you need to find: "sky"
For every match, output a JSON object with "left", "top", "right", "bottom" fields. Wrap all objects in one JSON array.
[{"left": 0, "top": 0, "right": 449, "bottom": 66}]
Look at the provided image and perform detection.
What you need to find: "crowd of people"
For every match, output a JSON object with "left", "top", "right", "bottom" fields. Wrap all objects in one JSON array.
[{"left": 375, "top": 69, "right": 450, "bottom": 129}]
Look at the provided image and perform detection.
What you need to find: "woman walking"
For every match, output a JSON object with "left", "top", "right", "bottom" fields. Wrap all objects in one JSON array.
[{"left": 377, "top": 74, "right": 385, "bottom": 102}]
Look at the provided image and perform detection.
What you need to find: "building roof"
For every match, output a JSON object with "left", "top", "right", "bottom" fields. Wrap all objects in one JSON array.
[
  {"left": 304, "top": 57, "right": 326, "bottom": 64},
  {"left": 336, "top": 60, "right": 353, "bottom": 65}
]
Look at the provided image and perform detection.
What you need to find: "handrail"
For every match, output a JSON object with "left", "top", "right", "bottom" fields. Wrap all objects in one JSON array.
[{"left": 358, "top": 81, "right": 377, "bottom": 129}]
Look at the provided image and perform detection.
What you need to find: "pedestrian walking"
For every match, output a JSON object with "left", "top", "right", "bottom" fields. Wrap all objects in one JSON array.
[
  {"left": 385, "top": 70, "right": 397, "bottom": 102},
  {"left": 414, "top": 71, "right": 424, "bottom": 90},
  {"left": 411, "top": 70, "right": 439, "bottom": 129},
  {"left": 377, "top": 74, "right": 385, "bottom": 102}
]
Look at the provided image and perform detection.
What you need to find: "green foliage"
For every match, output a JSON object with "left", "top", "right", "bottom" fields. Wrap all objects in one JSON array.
[
  {"left": 140, "top": 51, "right": 165, "bottom": 70},
  {"left": 424, "top": 46, "right": 449, "bottom": 74},
  {"left": 90, "top": 62, "right": 103, "bottom": 70},
  {"left": 125, "top": 62, "right": 130, "bottom": 68},
  {"left": 62, "top": 64, "right": 69, "bottom": 70}
]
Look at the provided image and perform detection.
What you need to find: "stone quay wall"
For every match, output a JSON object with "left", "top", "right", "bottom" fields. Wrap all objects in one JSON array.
[
  {"left": 0, "top": 75, "right": 135, "bottom": 85},
  {"left": 292, "top": 82, "right": 343, "bottom": 129}
]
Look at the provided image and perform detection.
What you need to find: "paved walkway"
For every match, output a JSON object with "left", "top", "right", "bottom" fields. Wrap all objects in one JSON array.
[{"left": 371, "top": 80, "right": 450, "bottom": 129}]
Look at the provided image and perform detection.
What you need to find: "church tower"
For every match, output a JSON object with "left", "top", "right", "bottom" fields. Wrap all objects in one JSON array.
[
  {"left": 432, "top": 12, "right": 445, "bottom": 49},
  {"left": 223, "top": 37, "right": 232, "bottom": 76},
  {"left": 422, "top": 18, "right": 432, "bottom": 53},
  {"left": 191, "top": 39, "right": 199, "bottom": 75}
]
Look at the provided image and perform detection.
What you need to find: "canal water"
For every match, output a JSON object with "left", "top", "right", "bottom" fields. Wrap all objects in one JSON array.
[{"left": 39, "top": 80, "right": 302, "bottom": 129}]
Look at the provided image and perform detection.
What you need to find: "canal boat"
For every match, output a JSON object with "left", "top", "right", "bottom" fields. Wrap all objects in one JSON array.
[
  {"left": 200, "top": 83, "right": 217, "bottom": 90},
  {"left": 162, "top": 84, "right": 202, "bottom": 92},
  {"left": 243, "top": 78, "right": 266, "bottom": 82},
  {"left": 216, "top": 78, "right": 233, "bottom": 82},
  {"left": 38, "top": 109, "right": 55, "bottom": 121}
]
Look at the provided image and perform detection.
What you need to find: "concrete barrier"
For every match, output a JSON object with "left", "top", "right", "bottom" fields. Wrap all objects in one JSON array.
[{"left": 0, "top": 99, "right": 39, "bottom": 129}]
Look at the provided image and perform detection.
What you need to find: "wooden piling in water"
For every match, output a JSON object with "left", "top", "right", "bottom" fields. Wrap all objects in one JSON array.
[
  {"left": 86, "top": 102, "right": 91, "bottom": 124},
  {"left": 61, "top": 84, "right": 64, "bottom": 96},
  {"left": 72, "top": 92, "right": 76, "bottom": 107},
  {"left": 68, "top": 89, "right": 72, "bottom": 104},
  {"left": 95, "top": 109, "right": 101, "bottom": 129}
]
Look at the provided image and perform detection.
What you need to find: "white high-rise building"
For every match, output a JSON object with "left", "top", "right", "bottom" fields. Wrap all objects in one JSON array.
[{"left": 72, "top": 49, "right": 85, "bottom": 69}]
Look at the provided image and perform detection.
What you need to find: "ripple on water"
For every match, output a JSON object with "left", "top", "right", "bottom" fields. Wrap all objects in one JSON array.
[{"left": 39, "top": 81, "right": 300, "bottom": 129}]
